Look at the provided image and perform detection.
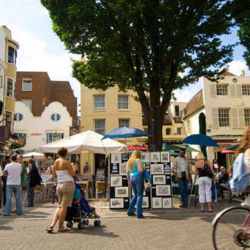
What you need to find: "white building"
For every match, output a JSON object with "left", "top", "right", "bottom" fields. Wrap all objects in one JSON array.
[
  {"left": 14, "top": 101, "right": 72, "bottom": 152},
  {"left": 183, "top": 72, "right": 250, "bottom": 166}
]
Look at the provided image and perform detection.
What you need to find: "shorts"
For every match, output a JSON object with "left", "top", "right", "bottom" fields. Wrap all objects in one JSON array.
[{"left": 56, "top": 182, "right": 75, "bottom": 208}]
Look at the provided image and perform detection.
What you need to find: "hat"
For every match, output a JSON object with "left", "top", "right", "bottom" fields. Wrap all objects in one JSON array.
[{"left": 196, "top": 152, "right": 205, "bottom": 160}]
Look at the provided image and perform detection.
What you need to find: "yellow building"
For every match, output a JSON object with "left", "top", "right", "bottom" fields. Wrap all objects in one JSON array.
[
  {"left": 80, "top": 85, "right": 144, "bottom": 176},
  {"left": 0, "top": 26, "right": 19, "bottom": 153}
]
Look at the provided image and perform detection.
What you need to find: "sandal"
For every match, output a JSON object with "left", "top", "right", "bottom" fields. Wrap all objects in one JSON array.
[{"left": 46, "top": 226, "right": 53, "bottom": 233}]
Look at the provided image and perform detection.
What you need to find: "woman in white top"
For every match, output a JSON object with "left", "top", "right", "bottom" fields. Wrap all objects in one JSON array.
[{"left": 47, "top": 147, "right": 76, "bottom": 233}]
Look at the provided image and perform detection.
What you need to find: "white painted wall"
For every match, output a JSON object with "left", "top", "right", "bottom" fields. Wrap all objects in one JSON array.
[{"left": 14, "top": 101, "right": 72, "bottom": 152}]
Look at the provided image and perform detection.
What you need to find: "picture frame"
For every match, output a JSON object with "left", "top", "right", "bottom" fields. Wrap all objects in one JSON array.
[
  {"left": 161, "top": 152, "right": 170, "bottom": 163},
  {"left": 152, "top": 197, "right": 162, "bottom": 208},
  {"left": 153, "top": 175, "right": 166, "bottom": 185},
  {"left": 111, "top": 153, "right": 121, "bottom": 163},
  {"left": 110, "top": 176, "right": 122, "bottom": 187},
  {"left": 162, "top": 198, "right": 172, "bottom": 208},
  {"left": 156, "top": 185, "right": 171, "bottom": 196},
  {"left": 115, "top": 187, "right": 129, "bottom": 198},
  {"left": 110, "top": 163, "right": 119, "bottom": 174},
  {"left": 150, "top": 152, "right": 161, "bottom": 163},
  {"left": 150, "top": 164, "right": 164, "bottom": 175},
  {"left": 135, "top": 196, "right": 149, "bottom": 208},
  {"left": 141, "top": 152, "right": 150, "bottom": 163},
  {"left": 110, "top": 198, "right": 124, "bottom": 208},
  {"left": 119, "top": 162, "right": 127, "bottom": 175}
]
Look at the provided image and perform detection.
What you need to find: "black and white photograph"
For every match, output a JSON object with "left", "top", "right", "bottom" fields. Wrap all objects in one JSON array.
[
  {"left": 161, "top": 152, "right": 170, "bottom": 162},
  {"left": 110, "top": 163, "right": 119, "bottom": 174},
  {"left": 152, "top": 197, "right": 162, "bottom": 208},
  {"left": 150, "top": 152, "right": 161, "bottom": 162},
  {"left": 111, "top": 153, "right": 121, "bottom": 163},
  {"left": 162, "top": 198, "right": 172, "bottom": 208},
  {"left": 110, "top": 198, "right": 124, "bottom": 208},
  {"left": 156, "top": 185, "right": 171, "bottom": 196},
  {"left": 150, "top": 164, "right": 164, "bottom": 174},
  {"left": 142, "top": 197, "right": 149, "bottom": 208},
  {"left": 115, "top": 187, "right": 129, "bottom": 198},
  {"left": 110, "top": 176, "right": 122, "bottom": 187},
  {"left": 119, "top": 162, "right": 127, "bottom": 175},
  {"left": 153, "top": 175, "right": 166, "bottom": 185},
  {"left": 141, "top": 152, "right": 150, "bottom": 162}
]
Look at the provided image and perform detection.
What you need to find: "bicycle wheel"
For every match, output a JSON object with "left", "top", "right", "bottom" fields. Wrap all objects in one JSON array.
[{"left": 212, "top": 206, "right": 250, "bottom": 250}]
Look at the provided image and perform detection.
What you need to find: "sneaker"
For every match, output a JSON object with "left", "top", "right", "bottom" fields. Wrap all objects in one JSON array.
[
  {"left": 137, "top": 215, "right": 144, "bottom": 219},
  {"left": 127, "top": 212, "right": 136, "bottom": 216}
]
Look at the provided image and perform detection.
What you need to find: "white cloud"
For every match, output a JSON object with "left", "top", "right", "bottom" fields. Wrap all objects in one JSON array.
[{"left": 228, "top": 60, "right": 249, "bottom": 76}]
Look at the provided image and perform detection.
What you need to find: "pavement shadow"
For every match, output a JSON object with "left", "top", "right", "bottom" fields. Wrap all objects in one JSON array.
[{"left": 68, "top": 225, "right": 119, "bottom": 238}]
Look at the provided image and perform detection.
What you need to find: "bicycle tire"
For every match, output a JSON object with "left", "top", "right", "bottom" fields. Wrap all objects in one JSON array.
[{"left": 212, "top": 206, "right": 250, "bottom": 250}]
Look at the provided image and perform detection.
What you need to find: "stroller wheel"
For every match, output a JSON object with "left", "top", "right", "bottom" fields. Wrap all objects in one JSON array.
[
  {"left": 83, "top": 219, "right": 89, "bottom": 226},
  {"left": 94, "top": 220, "right": 101, "bottom": 226},
  {"left": 66, "top": 221, "right": 73, "bottom": 228},
  {"left": 78, "top": 222, "right": 85, "bottom": 229}
]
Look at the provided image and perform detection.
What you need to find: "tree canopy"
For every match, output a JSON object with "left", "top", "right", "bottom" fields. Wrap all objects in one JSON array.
[{"left": 42, "top": 0, "right": 239, "bottom": 150}]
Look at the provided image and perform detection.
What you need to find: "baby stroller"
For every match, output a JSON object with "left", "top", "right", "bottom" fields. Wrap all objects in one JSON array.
[{"left": 65, "top": 183, "right": 101, "bottom": 229}]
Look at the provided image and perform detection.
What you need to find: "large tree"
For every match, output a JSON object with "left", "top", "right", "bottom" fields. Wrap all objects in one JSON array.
[{"left": 42, "top": 0, "right": 236, "bottom": 151}]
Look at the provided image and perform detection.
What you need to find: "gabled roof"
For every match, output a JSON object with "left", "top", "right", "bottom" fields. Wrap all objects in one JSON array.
[{"left": 183, "top": 90, "right": 204, "bottom": 119}]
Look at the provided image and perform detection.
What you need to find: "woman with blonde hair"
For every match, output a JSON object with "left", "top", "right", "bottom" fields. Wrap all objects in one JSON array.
[{"left": 126, "top": 150, "right": 144, "bottom": 218}]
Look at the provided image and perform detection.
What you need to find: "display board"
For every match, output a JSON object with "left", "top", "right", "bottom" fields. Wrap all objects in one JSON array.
[{"left": 109, "top": 152, "right": 172, "bottom": 210}]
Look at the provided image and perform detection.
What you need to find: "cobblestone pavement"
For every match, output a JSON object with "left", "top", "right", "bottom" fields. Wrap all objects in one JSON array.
[{"left": 0, "top": 199, "right": 236, "bottom": 250}]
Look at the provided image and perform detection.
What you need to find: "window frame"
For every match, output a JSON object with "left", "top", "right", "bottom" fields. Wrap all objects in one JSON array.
[
  {"left": 242, "top": 85, "right": 250, "bottom": 96},
  {"left": 216, "top": 84, "right": 228, "bottom": 96},
  {"left": 22, "top": 79, "right": 32, "bottom": 91},
  {"left": 7, "top": 78, "right": 14, "bottom": 97},
  {"left": 46, "top": 132, "right": 64, "bottom": 143},
  {"left": 94, "top": 119, "right": 106, "bottom": 135},
  {"left": 118, "top": 95, "right": 129, "bottom": 110},
  {"left": 14, "top": 113, "right": 23, "bottom": 122},
  {"left": 119, "top": 118, "right": 130, "bottom": 128},
  {"left": 51, "top": 113, "right": 61, "bottom": 122},
  {"left": 218, "top": 108, "right": 230, "bottom": 127},
  {"left": 8, "top": 46, "right": 17, "bottom": 65},
  {"left": 94, "top": 94, "right": 105, "bottom": 110},
  {"left": 244, "top": 108, "right": 250, "bottom": 126}
]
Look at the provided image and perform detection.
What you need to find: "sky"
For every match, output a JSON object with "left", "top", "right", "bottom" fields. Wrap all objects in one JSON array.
[{"left": 0, "top": 0, "right": 249, "bottom": 107}]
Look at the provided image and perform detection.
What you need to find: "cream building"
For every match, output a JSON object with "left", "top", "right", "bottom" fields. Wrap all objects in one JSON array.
[
  {"left": 0, "top": 25, "right": 19, "bottom": 154},
  {"left": 14, "top": 101, "right": 72, "bottom": 152},
  {"left": 183, "top": 72, "right": 250, "bottom": 167}
]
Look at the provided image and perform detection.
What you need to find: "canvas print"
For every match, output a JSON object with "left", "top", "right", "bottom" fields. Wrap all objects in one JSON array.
[
  {"left": 110, "top": 176, "right": 122, "bottom": 187},
  {"left": 119, "top": 162, "right": 127, "bottom": 175},
  {"left": 162, "top": 198, "right": 172, "bottom": 208},
  {"left": 153, "top": 175, "right": 166, "bottom": 185},
  {"left": 161, "top": 152, "right": 170, "bottom": 162},
  {"left": 150, "top": 152, "right": 160, "bottom": 162},
  {"left": 141, "top": 152, "right": 150, "bottom": 162},
  {"left": 110, "top": 198, "right": 124, "bottom": 208},
  {"left": 150, "top": 164, "right": 164, "bottom": 175},
  {"left": 152, "top": 197, "right": 162, "bottom": 208},
  {"left": 115, "top": 187, "right": 129, "bottom": 198},
  {"left": 156, "top": 185, "right": 171, "bottom": 196},
  {"left": 111, "top": 153, "right": 121, "bottom": 163}
]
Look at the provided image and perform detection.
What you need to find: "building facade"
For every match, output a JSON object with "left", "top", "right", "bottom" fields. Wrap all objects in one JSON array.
[
  {"left": 14, "top": 72, "right": 78, "bottom": 151},
  {"left": 183, "top": 72, "right": 250, "bottom": 166},
  {"left": 0, "top": 25, "right": 19, "bottom": 154}
]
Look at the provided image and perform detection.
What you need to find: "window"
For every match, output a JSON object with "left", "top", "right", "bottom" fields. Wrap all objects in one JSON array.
[
  {"left": 166, "top": 128, "right": 171, "bottom": 135},
  {"left": 218, "top": 108, "right": 230, "bottom": 127},
  {"left": 176, "top": 127, "right": 182, "bottom": 135},
  {"left": 94, "top": 95, "right": 105, "bottom": 110},
  {"left": 7, "top": 78, "right": 13, "bottom": 97},
  {"left": 46, "top": 132, "right": 64, "bottom": 143},
  {"left": 245, "top": 109, "right": 250, "bottom": 126},
  {"left": 22, "top": 99, "right": 32, "bottom": 110},
  {"left": 14, "top": 113, "right": 23, "bottom": 121},
  {"left": 51, "top": 113, "right": 61, "bottom": 121},
  {"left": 8, "top": 46, "right": 17, "bottom": 64},
  {"left": 22, "top": 79, "right": 32, "bottom": 91},
  {"left": 242, "top": 85, "right": 250, "bottom": 95},
  {"left": 94, "top": 119, "right": 105, "bottom": 134},
  {"left": 119, "top": 119, "right": 129, "bottom": 128},
  {"left": 174, "top": 105, "right": 180, "bottom": 117},
  {"left": 216, "top": 85, "right": 228, "bottom": 96},
  {"left": 118, "top": 95, "right": 128, "bottom": 109},
  {"left": 5, "top": 111, "right": 12, "bottom": 128}
]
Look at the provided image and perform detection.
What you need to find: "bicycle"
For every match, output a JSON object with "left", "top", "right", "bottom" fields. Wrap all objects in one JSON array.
[{"left": 212, "top": 195, "right": 249, "bottom": 250}]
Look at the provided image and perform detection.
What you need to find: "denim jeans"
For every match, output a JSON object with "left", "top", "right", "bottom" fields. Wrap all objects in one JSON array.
[
  {"left": 179, "top": 178, "right": 188, "bottom": 206},
  {"left": 128, "top": 175, "right": 144, "bottom": 217},
  {"left": 4, "top": 185, "right": 22, "bottom": 215},
  {"left": 26, "top": 178, "right": 34, "bottom": 206}
]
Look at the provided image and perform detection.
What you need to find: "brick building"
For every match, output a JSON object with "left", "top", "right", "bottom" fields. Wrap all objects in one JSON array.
[{"left": 15, "top": 71, "right": 77, "bottom": 126}]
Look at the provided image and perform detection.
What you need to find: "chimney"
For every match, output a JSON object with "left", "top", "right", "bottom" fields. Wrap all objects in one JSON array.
[{"left": 241, "top": 70, "right": 245, "bottom": 77}]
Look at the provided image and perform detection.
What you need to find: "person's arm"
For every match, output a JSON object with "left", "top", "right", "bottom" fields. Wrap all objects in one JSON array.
[
  {"left": 126, "top": 162, "right": 131, "bottom": 186},
  {"left": 172, "top": 158, "right": 179, "bottom": 181},
  {"left": 67, "top": 161, "right": 76, "bottom": 176},
  {"left": 137, "top": 160, "right": 144, "bottom": 173}
]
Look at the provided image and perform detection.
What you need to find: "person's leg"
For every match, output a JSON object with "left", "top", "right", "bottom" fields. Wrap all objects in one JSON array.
[
  {"left": 58, "top": 206, "right": 68, "bottom": 230},
  {"left": 14, "top": 186, "right": 22, "bottom": 215},
  {"left": 30, "top": 186, "right": 34, "bottom": 206},
  {"left": 48, "top": 207, "right": 60, "bottom": 229},
  {"left": 127, "top": 176, "right": 137, "bottom": 215},
  {"left": 179, "top": 179, "right": 188, "bottom": 206},
  {"left": 204, "top": 177, "right": 212, "bottom": 211},
  {"left": 198, "top": 177, "right": 206, "bottom": 211},
  {"left": 4, "top": 186, "right": 12, "bottom": 216},
  {"left": 135, "top": 176, "right": 144, "bottom": 218}
]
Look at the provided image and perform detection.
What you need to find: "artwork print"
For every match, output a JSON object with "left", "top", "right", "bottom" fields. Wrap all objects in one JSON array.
[
  {"left": 161, "top": 152, "right": 170, "bottom": 162},
  {"left": 110, "top": 198, "right": 124, "bottom": 208},
  {"left": 115, "top": 187, "right": 129, "bottom": 198},
  {"left": 150, "top": 164, "right": 164, "bottom": 175},
  {"left": 162, "top": 198, "right": 172, "bottom": 208},
  {"left": 153, "top": 175, "right": 166, "bottom": 185},
  {"left": 156, "top": 185, "right": 171, "bottom": 196},
  {"left": 150, "top": 152, "right": 160, "bottom": 163},
  {"left": 119, "top": 162, "right": 127, "bottom": 175},
  {"left": 152, "top": 197, "right": 162, "bottom": 208},
  {"left": 110, "top": 176, "right": 122, "bottom": 187},
  {"left": 141, "top": 152, "right": 150, "bottom": 162},
  {"left": 111, "top": 153, "right": 121, "bottom": 163}
]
